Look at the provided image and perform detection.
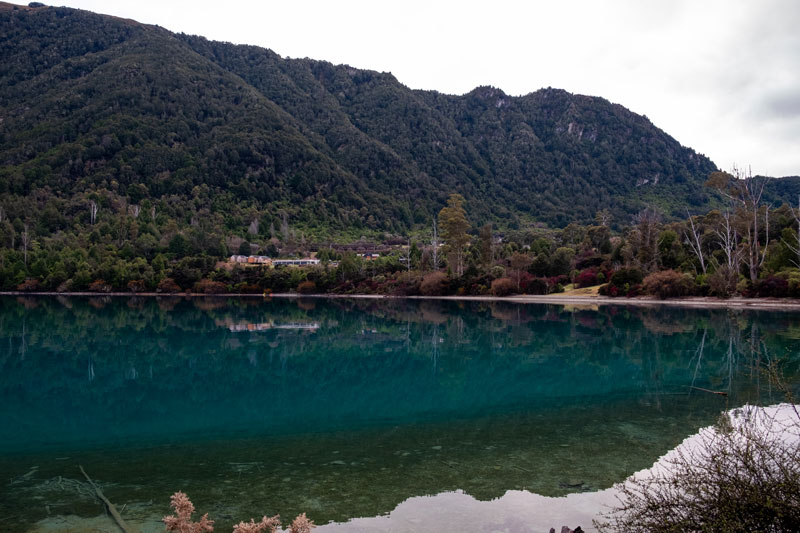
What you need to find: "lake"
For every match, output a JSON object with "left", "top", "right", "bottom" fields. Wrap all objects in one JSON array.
[{"left": 0, "top": 296, "right": 797, "bottom": 532}]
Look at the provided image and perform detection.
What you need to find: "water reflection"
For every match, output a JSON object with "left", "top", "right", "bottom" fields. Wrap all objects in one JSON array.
[{"left": 0, "top": 296, "right": 797, "bottom": 531}]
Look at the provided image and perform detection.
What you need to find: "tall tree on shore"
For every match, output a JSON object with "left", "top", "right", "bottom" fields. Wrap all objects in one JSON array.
[
  {"left": 629, "top": 206, "right": 661, "bottom": 272},
  {"left": 438, "top": 194, "right": 470, "bottom": 277},
  {"left": 478, "top": 223, "right": 493, "bottom": 269},
  {"left": 431, "top": 217, "right": 440, "bottom": 270}
]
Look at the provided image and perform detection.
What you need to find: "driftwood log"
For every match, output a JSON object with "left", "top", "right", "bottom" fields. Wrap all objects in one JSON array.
[{"left": 78, "top": 465, "right": 134, "bottom": 533}]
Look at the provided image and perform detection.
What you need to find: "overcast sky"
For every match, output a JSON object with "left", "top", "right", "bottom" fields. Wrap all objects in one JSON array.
[{"left": 52, "top": 0, "right": 800, "bottom": 176}]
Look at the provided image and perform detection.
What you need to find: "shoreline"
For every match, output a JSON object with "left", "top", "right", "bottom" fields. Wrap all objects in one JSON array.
[{"left": 4, "top": 291, "right": 800, "bottom": 311}]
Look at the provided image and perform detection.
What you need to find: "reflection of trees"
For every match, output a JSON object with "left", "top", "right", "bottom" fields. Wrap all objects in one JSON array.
[{"left": 0, "top": 297, "right": 797, "bottom": 449}]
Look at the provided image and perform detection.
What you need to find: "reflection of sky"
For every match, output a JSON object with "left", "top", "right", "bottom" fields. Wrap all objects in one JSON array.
[{"left": 321, "top": 404, "right": 799, "bottom": 533}]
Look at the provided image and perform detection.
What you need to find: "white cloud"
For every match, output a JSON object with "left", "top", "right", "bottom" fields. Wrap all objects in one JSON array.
[{"left": 52, "top": 0, "right": 800, "bottom": 176}]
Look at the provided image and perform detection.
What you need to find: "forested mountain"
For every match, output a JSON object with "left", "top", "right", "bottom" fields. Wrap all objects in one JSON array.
[{"left": 0, "top": 2, "right": 794, "bottom": 240}]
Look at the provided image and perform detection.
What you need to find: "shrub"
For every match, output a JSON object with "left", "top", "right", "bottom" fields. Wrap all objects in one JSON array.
[
  {"left": 600, "top": 268, "right": 644, "bottom": 297},
  {"left": 707, "top": 266, "right": 739, "bottom": 298},
  {"left": 490, "top": 265, "right": 506, "bottom": 279},
  {"left": 748, "top": 275, "right": 790, "bottom": 298},
  {"left": 642, "top": 270, "right": 696, "bottom": 299},
  {"left": 778, "top": 270, "right": 800, "bottom": 298},
  {"left": 234, "top": 283, "right": 263, "bottom": 294},
  {"left": 491, "top": 277, "right": 516, "bottom": 296},
  {"left": 127, "top": 279, "right": 145, "bottom": 293},
  {"left": 297, "top": 280, "right": 317, "bottom": 294},
  {"left": 163, "top": 491, "right": 313, "bottom": 533},
  {"left": 575, "top": 267, "right": 600, "bottom": 288},
  {"left": 157, "top": 277, "right": 182, "bottom": 293},
  {"left": 420, "top": 271, "right": 449, "bottom": 296},
  {"left": 17, "top": 278, "right": 41, "bottom": 292},
  {"left": 596, "top": 405, "right": 800, "bottom": 533},
  {"left": 526, "top": 277, "right": 550, "bottom": 295},
  {"left": 193, "top": 279, "right": 228, "bottom": 294},
  {"left": 88, "top": 279, "right": 112, "bottom": 293},
  {"left": 610, "top": 268, "right": 643, "bottom": 288}
]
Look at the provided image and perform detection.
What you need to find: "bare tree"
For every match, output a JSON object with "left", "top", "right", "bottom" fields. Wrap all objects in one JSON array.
[
  {"left": 684, "top": 211, "right": 707, "bottom": 275},
  {"left": 708, "top": 165, "right": 769, "bottom": 282},
  {"left": 281, "top": 212, "right": 291, "bottom": 243},
  {"left": 714, "top": 210, "right": 743, "bottom": 271},
  {"left": 129, "top": 204, "right": 140, "bottom": 219},
  {"left": 403, "top": 237, "right": 412, "bottom": 272},
  {"left": 431, "top": 217, "right": 439, "bottom": 270},
  {"left": 248, "top": 218, "right": 259, "bottom": 236},
  {"left": 89, "top": 200, "right": 98, "bottom": 225},
  {"left": 21, "top": 224, "right": 30, "bottom": 266}
]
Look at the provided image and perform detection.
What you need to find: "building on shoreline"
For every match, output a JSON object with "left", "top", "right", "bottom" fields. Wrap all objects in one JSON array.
[{"left": 229, "top": 256, "right": 320, "bottom": 267}]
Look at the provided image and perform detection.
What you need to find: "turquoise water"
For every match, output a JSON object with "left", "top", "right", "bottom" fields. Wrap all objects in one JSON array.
[{"left": 0, "top": 296, "right": 797, "bottom": 531}]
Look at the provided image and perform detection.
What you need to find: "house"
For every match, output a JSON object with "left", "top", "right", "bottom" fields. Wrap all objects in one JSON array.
[
  {"left": 272, "top": 258, "right": 321, "bottom": 267},
  {"left": 229, "top": 255, "right": 273, "bottom": 265}
]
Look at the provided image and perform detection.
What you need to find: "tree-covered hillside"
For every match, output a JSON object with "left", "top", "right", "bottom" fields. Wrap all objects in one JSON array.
[{"left": 0, "top": 1, "right": 730, "bottom": 238}]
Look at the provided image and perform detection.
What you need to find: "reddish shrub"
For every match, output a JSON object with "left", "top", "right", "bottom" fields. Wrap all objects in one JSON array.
[
  {"left": 88, "top": 279, "right": 112, "bottom": 293},
  {"left": 236, "top": 283, "right": 263, "bottom": 294},
  {"left": 127, "top": 279, "right": 145, "bottom": 293},
  {"left": 17, "top": 278, "right": 41, "bottom": 292},
  {"left": 575, "top": 267, "right": 600, "bottom": 288},
  {"left": 707, "top": 266, "right": 739, "bottom": 298},
  {"left": 748, "top": 276, "right": 789, "bottom": 298},
  {"left": 157, "top": 277, "right": 182, "bottom": 293},
  {"left": 193, "top": 279, "right": 228, "bottom": 294},
  {"left": 420, "top": 271, "right": 449, "bottom": 296},
  {"left": 600, "top": 268, "right": 644, "bottom": 297},
  {"left": 491, "top": 277, "right": 517, "bottom": 296},
  {"left": 297, "top": 280, "right": 317, "bottom": 294}
]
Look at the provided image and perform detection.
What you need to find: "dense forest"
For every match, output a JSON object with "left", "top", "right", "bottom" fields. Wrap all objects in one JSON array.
[{"left": 1, "top": 2, "right": 800, "bottom": 296}]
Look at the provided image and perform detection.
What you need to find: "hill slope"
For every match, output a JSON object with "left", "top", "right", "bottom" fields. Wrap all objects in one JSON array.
[{"left": 0, "top": 2, "right": 742, "bottom": 237}]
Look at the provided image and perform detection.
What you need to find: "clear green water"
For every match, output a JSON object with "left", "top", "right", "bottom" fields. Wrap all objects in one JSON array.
[{"left": 0, "top": 296, "right": 798, "bottom": 531}]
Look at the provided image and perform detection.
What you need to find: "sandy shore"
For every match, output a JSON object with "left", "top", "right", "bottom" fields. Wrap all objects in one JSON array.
[{"left": 4, "top": 291, "right": 800, "bottom": 310}]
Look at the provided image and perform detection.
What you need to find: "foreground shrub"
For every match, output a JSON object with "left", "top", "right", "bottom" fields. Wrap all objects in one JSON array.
[
  {"left": 491, "top": 277, "right": 516, "bottom": 296},
  {"left": 420, "top": 271, "right": 449, "bottom": 296},
  {"left": 642, "top": 270, "right": 696, "bottom": 299},
  {"left": 164, "top": 491, "right": 314, "bottom": 533},
  {"left": 596, "top": 405, "right": 800, "bottom": 532}
]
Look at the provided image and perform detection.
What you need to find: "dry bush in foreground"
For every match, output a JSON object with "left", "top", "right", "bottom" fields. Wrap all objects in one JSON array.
[
  {"left": 164, "top": 492, "right": 314, "bottom": 533},
  {"left": 596, "top": 405, "right": 800, "bottom": 532}
]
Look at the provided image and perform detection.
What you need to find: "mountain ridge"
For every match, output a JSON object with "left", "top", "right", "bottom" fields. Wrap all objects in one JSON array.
[{"left": 1, "top": 1, "right": 795, "bottom": 239}]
